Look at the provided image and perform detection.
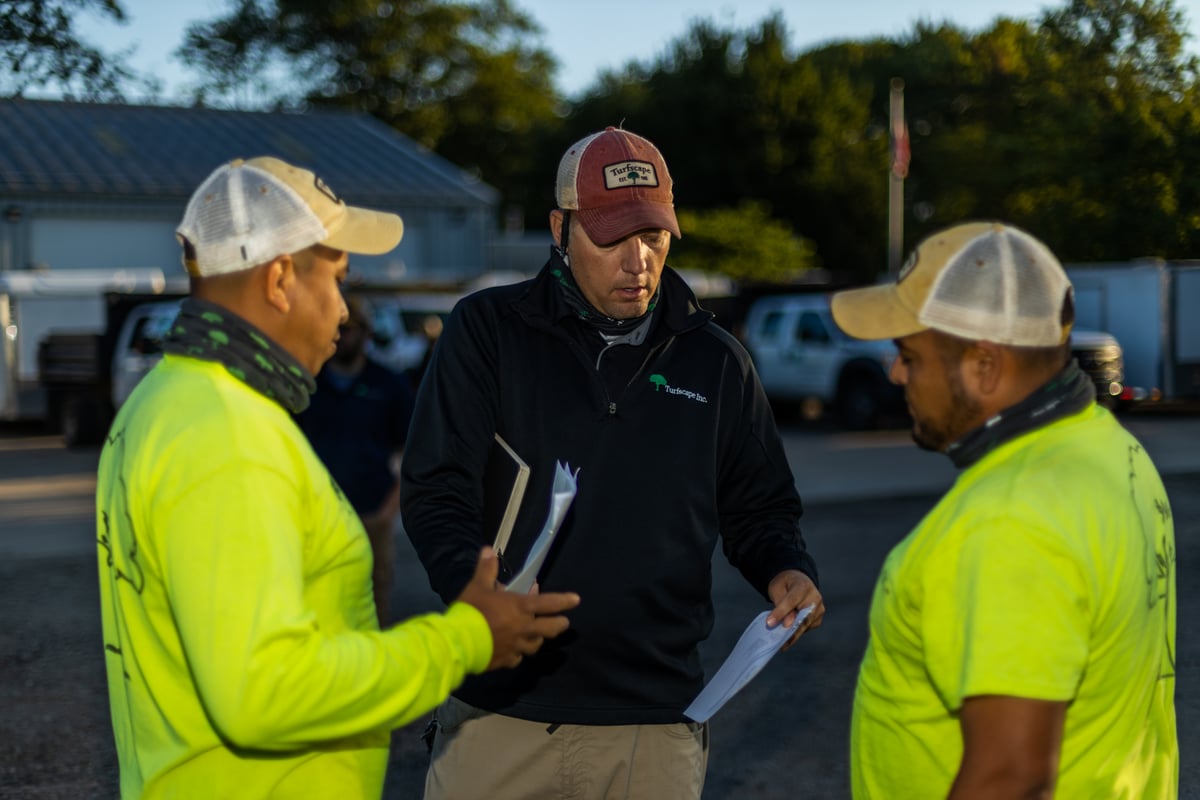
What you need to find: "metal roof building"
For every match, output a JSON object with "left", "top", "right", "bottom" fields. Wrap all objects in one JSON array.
[{"left": 0, "top": 98, "right": 499, "bottom": 283}]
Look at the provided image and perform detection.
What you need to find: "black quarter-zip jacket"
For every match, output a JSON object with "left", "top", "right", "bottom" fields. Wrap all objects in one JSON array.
[{"left": 400, "top": 252, "right": 818, "bottom": 725}]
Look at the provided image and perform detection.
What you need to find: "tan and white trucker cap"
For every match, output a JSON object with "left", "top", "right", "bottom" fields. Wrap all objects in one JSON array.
[
  {"left": 831, "top": 222, "right": 1073, "bottom": 346},
  {"left": 176, "top": 156, "right": 404, "bottom": 277}
]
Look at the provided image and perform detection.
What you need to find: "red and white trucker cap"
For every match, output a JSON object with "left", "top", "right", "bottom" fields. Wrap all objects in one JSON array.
[{"left": 555, "top": 126, "right": 681, "bottom": 246}]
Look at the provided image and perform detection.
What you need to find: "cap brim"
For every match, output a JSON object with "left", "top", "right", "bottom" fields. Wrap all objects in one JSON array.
[
  {"left": 576, "top": 202, "right": 681, "bottom": 246},
  {"left": 830, "top": 283, "right": 927, "bottom": 341},
  {"left": 323, "top": 206, "right": 404, "bottom": 255}
]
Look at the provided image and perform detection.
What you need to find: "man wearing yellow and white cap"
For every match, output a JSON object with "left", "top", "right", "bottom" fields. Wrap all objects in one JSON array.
[
  {"left": 95, "top": 156, "right": 579, "bottom": 799},
  {"left": 832, "top": 222, "right": 1177, "bottom": 798}
]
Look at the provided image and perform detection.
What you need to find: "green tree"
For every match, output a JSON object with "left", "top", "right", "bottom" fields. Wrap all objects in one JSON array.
[
  {"left": 557, "top": 15, "right": 878, "bottom": 279},
  {"left": 809, "top": 0, "right": 1200, "bottom": 266},
  {"left": 0, "top": 0, "right": 139, "bottom": 99},
  {"left": 1027, "top": 0, "right": 1200, "bottom": 258},
  {"left": 915, "top": 2, "right": 1194, "bottom": 260},
  {"left": 179, "top": 0, "right": 566, "bottom": 223},
  {"left": 177, "top": 0, "right": 1200, "bottom": 271},
  {"left": 671, "top": 202, "right": 818, "bottom": 283}
]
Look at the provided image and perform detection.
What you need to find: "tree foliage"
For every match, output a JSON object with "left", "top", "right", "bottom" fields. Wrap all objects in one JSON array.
[
  {"left": 556, "top": 14, "right": 888, "bottom": 279},
  {"left": 179, "top": 0, "right": 565, "bottom": 223},
  {"left": 671, "top": 202, "right": 818, "bottom": 283},
  {"left": 553, "top": 0, "right": 1200, "bottom": 280},
  {"left": 0, "top": 0, "right": 138, "bottom": 100},
  {"left": 853, "top": 0, "right": 1200, "bottom": 263},
  {"left": 14, "top": 0, "right": 1197, "bottom": 282}
]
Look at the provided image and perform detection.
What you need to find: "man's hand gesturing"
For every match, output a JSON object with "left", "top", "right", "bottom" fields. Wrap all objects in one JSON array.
[{"left": 455, "top": 548, "right": 581, "bottom": 670}]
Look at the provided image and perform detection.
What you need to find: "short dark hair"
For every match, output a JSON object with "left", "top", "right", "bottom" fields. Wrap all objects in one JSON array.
[{"left": 291, "top": 242, "right": 345, "bottom": 275}]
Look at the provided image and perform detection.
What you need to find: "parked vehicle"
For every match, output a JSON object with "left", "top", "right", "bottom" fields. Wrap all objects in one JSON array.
[
  {"left": 741, "top": 293, "right": 903, "bottom": 429},
  {"left": 360, "top": 291, "right": 461, "bottom": 374},
  {"left": 1066, "top": 260, "right": 1200, "bottom": 404},
  {"left": 36, "top": 288, "right": 466, "bottom": 447},
  {"left": 110, "top": 300, "right": 183, "bottom": 409},
  {"left": 0, "top": 269, "right": 181, "bottom": 428},
  {"left": 1070, "top": 328, "right": 1124, "bottom": 407},
  {"left": 742, "top": 291, "right": 1129, "bottom": 428},
  {"left": 38, "top": 294, "right": 184, "bottom": 446}
]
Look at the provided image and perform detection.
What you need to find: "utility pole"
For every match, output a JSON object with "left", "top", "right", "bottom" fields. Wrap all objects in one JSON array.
[{"left": 888, "top": 78, "right": 908, "bottom": 278}]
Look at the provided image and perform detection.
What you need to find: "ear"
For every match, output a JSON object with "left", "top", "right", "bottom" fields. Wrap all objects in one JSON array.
[
  {"left": 967, "top": 340, "right": 1004, "bottom": 395},
  {"left": 262, "top": 255, "right": 294, "bottom": 314},
  {"left": 549, "top": 210, "right": 564, "bottom": 247}
]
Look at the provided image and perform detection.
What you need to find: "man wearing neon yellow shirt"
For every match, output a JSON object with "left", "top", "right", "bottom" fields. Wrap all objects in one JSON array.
[
  {"left": 96, "top": 156, "right": 580, "bottom": 799},
  {"left": 832, "top": 222, "right": 1177, "bottom": 799}
]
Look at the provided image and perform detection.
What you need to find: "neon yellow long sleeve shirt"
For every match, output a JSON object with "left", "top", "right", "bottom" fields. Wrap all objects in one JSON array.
[{"left": 97, "top": 355, "right": 491, "bottom": 799}]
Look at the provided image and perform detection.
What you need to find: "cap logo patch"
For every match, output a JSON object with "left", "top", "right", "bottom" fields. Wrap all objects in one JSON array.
[
  {"left": 604, "top": 160, "right": 659, "bottom": 190},
  {"left": 313, "top": 175, "right": 342, "bottom": 205}
]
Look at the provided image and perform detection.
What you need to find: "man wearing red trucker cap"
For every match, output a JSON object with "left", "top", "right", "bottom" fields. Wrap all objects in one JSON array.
[{"left": 402, "top": 127, "right": 825, "bottom": 798}]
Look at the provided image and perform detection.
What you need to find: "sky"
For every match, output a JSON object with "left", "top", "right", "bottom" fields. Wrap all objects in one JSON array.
[{"left": 76, "top": 0, "right": 1200, "bottom": 101}]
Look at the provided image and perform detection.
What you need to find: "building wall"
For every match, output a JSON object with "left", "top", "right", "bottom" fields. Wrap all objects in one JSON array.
[
  {"left": 0, "top": 197, "right": 496, "bottom": 285},
  {"left": 489, "top": 231, "right": 552, "bottom": 275},
  {"left": 31, "top": 217, "right": 179, "bottom": 271},
  {"left": 0, "top": 201, "right": 185, "bottom": 276}
]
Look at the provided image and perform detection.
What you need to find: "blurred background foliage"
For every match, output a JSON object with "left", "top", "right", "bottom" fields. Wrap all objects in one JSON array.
[{"left": 5, "top": 0, "right": 1200, "bottom": 283}]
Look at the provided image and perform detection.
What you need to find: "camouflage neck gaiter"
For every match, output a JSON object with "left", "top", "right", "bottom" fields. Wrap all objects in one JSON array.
[
  {"left": 549, "top": 249, "right": 661, "bottom": 337},
  {"left": 163, "top": 298, "right": 316, "bottom": 413}
]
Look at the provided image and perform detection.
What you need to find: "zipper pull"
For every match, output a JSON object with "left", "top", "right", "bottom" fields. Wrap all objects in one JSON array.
[{"left": 608, "top": 402, "right": 617, "bottom": 415}]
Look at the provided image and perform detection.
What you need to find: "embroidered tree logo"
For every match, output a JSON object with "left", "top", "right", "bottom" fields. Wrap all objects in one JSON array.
[
  {"left": 625, "top": 166, "right": 642, "bottom": 184},
  {"left": 649, "top": 374, "right": 668, "bottom": 392}
]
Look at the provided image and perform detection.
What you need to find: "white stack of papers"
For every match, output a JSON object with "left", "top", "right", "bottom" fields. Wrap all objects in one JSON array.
[
  {"left": 684, "top": 605, "right": 814, "bottom": 723},
  {"left": 505, "top": 461, "right": 579, "bottom": 594}
]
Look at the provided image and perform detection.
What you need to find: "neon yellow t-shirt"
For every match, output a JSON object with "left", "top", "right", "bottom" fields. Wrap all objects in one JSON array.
[
  {"left": 97, "top": 356, "right": 492, "bottom": 799},
  {"left": 851, "top": 404, "right": 1177, "bottom": 799}
]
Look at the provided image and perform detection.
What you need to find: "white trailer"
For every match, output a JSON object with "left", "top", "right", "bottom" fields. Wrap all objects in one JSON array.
[
  {"left": 1066, "top": 260, "right": 1200, "bottom": 403},
  {"left": 0, "top": 269, "right": 179, "bottom": 423}
]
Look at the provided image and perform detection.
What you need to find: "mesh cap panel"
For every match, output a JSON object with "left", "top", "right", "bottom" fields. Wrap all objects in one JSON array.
[
  {"left": 178, "top": 164, "right": 327, "bottom": 276},
  {"left": 555, "top": 131, "right": 603, "bottom": 211},
  {"left": 176, "top": 156, "right": 403, "bottom": 277},
  {"left": 919, "top": 226, "right": 1071, "bottom": 346}
]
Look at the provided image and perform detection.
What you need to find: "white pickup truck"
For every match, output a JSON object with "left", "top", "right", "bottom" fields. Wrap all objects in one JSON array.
[
  {"left": 37, "top": 296, "right": 183, "bottom": 446},
  {"left": 39, "top": 289, "right": 460, "bottom": 446},
  {"left": 742, "top": 293, "right": 903, "bottom": 429},
  {"left": 0, "top": 270, "right": 181, "bottom": 427},
  {"left": 742, "top": 292, "right": 1127, "bottom": 429}
]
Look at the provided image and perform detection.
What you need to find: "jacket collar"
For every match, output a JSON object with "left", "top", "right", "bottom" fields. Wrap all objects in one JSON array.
[{"left": 514, "top": 246, "right": 713, "bottom": 338}]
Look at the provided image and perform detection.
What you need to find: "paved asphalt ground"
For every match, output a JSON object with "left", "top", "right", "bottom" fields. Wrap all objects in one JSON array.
[{"left": 1, "top": 410, "right": 1198, "bottom": 799}]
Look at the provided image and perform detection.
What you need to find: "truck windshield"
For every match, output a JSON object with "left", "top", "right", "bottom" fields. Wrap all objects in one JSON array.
[{"left": 129, "top": 309, "right": 180, "bottom": 356}]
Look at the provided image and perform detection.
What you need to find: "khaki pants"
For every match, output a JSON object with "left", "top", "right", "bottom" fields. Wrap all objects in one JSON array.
[{"left": 424, "top": 696, "right": 709, "bottom": 800}]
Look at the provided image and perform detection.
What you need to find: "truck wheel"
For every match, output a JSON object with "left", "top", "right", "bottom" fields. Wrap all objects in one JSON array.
[
  {"left": 59, "top": 393, "right": 104, "bottom": 448},
  {"left": 837, "top": 375, "right": 882, "bottom": 431}
]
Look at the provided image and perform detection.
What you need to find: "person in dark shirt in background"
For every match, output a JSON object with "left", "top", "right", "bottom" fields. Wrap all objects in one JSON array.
[
  {"left": 406, "top": 312, "right": 444, "bottom": 390},
  {"left": 297, "top": 295, "right": 415, "bottom": 625}
]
